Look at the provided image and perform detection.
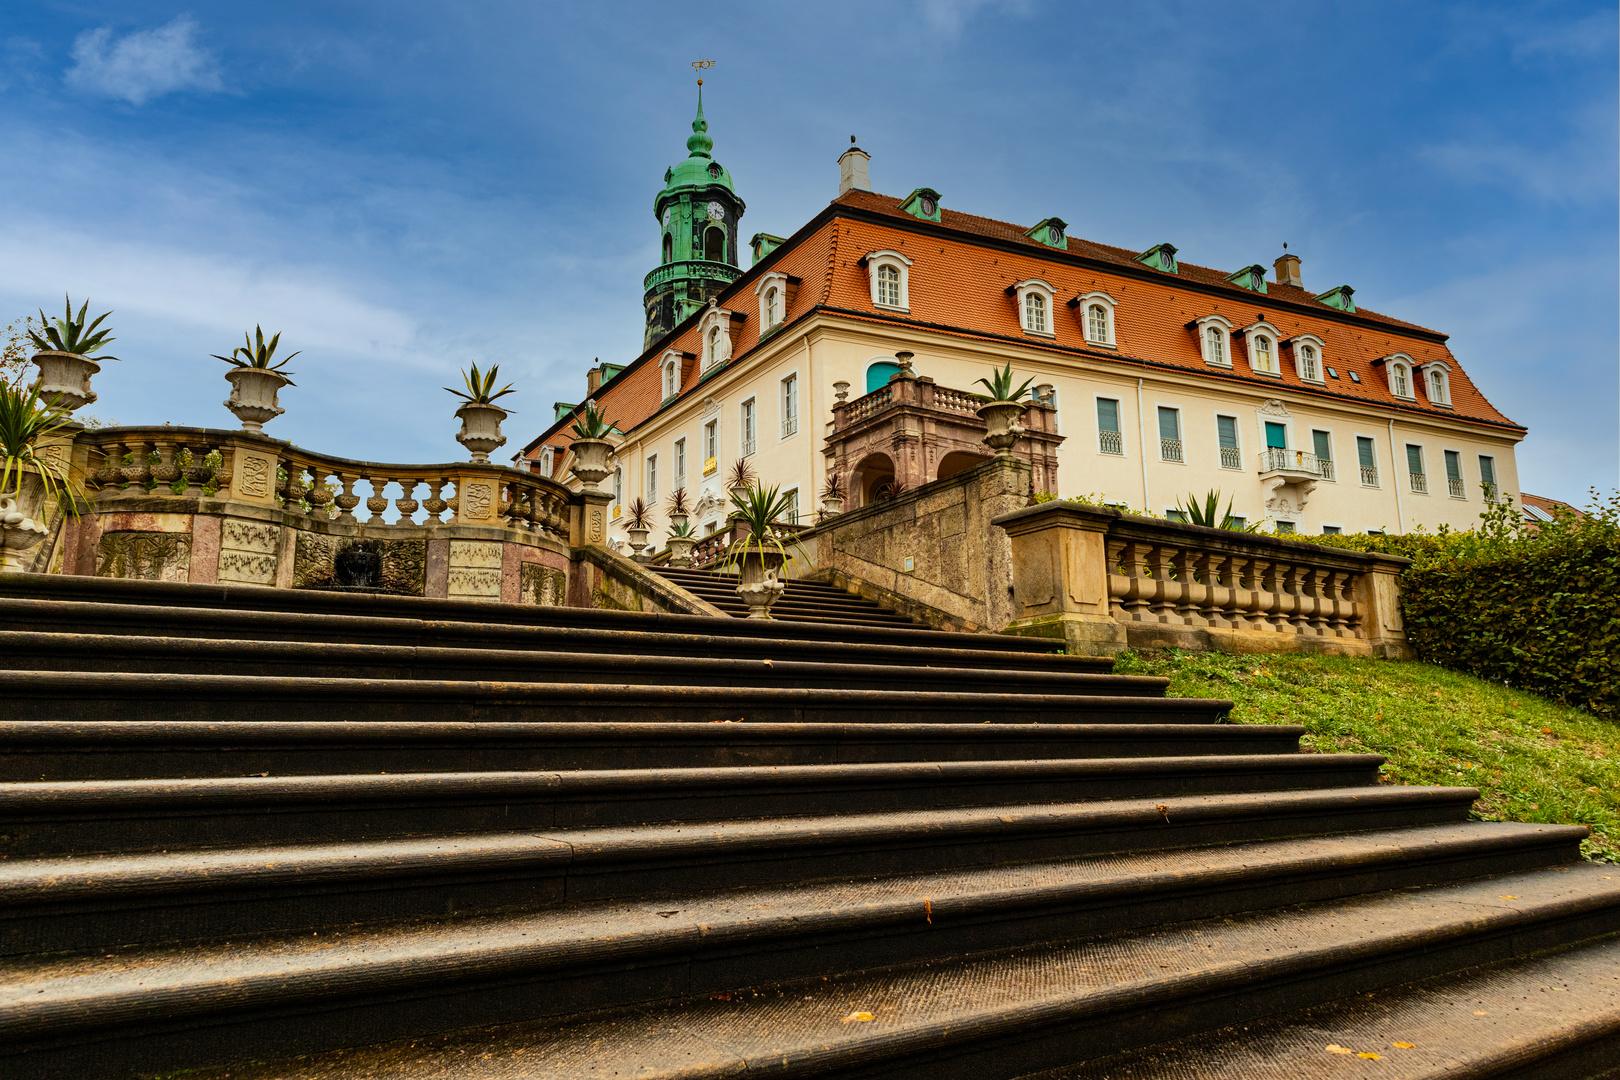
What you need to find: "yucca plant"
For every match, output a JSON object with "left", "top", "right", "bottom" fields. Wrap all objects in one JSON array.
[
  {"left": 972, "top": 361, "right": 1033, "bottom": 404},
  {"left": 445, "top": 362, "right": 514, "bottom": 407},
  {"left": 726, "top": 457, "right": 758, "bottom": 490},
  {"left": 569, "top": 403, "right": 615, "bottom": 440},
  {"left": 624, "top": 496, "right": 654, "bottom": 530},
  {"left": 666, "top": 486, "right": 690, "bottom": 516},
  {"left": 0, "top": 381, "right": 83, "bottom": 517},
  {"left": 1175, "top": 489, "right": 1254, "bottom": 532},
  {"left": 28, "top": 296, "right": 117, "bottom": 358},
  {"left": 213, "top": 325, "right": 299, "bottom": 383},
  {"left": 719, "top": 483, "right": 802, "bottom": 574},
  {"left": 820, "top": 472, "right": 845, "bottom": 500}
]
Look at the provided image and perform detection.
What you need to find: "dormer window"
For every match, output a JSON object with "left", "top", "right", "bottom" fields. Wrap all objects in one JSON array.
[
  {"left": 860, "top": 250, "right": 912, "bottom": 312},
  {"left": 1072, "top": 290, "right": 1118, "bottom": 347},
  {"left": 899, "top": 187, "right": 942, "bottom": 222},
  {"left": 706, "top": 327, "right": 721, "bottom": 366},
  {"left": 1136, "top": 243, "right": 1179, "bottom": 273},
  {"left": 697, "top": 304, "right": 735, "bottom": 372},
  {"left": 764, "top": 287, "right": 778, "bottom": 325},
  {"left": 753, "top": 269, "right": 796, "bottom": 333},
  {"left": 1255, "top": 336, "right": 1274, "bottom": 371},
  {"left": 1024, "top": 217, "right": 1068, "bottom": 249},
  {"left": 1193, "top": 314, "right": 1234, "bottom": 367},
  {"left": 1226, "top": 264, "right": 1269, "bottom": 294},
  {"left": 1420, "top": 360, "right": 1453, "bottom": 407},
  {"left": 1010, "top": 279, "right": 1056, "bottom": 337},
  {"left": 662, "top": 356, "right": 679, "bottom": 400},
  {"left": 1239, "top": 320, "right": 1284, "bottom": 377},
  {"left": 1288, "top": 334, "right": 1327, "bottom": 384},
  {"left": 1380, "top": 354, "right": 1417, "bottom": 399}
]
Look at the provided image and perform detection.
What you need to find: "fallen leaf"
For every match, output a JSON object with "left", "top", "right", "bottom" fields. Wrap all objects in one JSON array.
[
  {"left": 842, "top": 1011, "right": 874, "bottom": 1023},
  {"left": 1358, "top": 1052, "right": 1381, "bottom": 1060},
  {"left": 1474, "top": 1010, "right": 1488, "bottom": 1015},
  {"left": 1326, "top": 1045, "right": 1353, "bottom": 1055},
  {"left": 1500, "top": 895, "right": 1518, "bottom": 900},
  {"left": 1154, "top": 804, "right": 1172, "bottom": 823},
  {"left": 924, "top": 898, "right": 932, "bottom": 924},
  {"left": 1393, "top": 1042, "right": 1416, "bottom": 1049},
  {"left": 762, "top": 659, "right": 773, "bottom": 666}
]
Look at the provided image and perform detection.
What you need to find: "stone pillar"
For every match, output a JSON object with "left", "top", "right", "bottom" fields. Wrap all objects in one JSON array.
[
  {"left": 992, "top": 502, "right": 1128, "bottom": 657},
  {"left": 1354, "top": 554, "right": 1414, "bottom": 660},
  {"left": 570, "top": 491, "right": 612, "bottom": 549},
  {"left": 223, "top": 437, "right": 281, "bottom": 507},
  {"left": 449, "top": 469, "right": 501, "bottom": 527}
]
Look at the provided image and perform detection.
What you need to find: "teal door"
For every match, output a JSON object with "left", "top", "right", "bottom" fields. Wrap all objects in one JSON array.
[
  {"left": 866, "top": 362, "right": 901, "bottom": 393},
  {"left": 1264, "top": 422, "right": 1288, "bottom": 449}
]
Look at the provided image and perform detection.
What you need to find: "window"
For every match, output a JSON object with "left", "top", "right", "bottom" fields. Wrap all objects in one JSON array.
[
  {"left": 1406, "top": 444, "right": 1427, "bottom": 493},
  {"left": 876, "top": 265, "right": 900, "bottom": 307},
  {"left": 780, "top": 373, "right": 798, "bottom": 438},
  {"left": 1394, "top": 365, "right": 1410, "bottom": 397},
  {"left": 1165, "top": 508, "right": 1188, "bottom": 523},
  {"left": 1299, "top": 345, "right": 1319, "bottom": 381},
  {"left": 1312, "top": 430, "right": 1335, "bottom": 481},
  {"left": 1228, "top": 516, "right": 1246, "bottom": 530},
  {"left": 1382, "top": 355, "right": 1417, "bottom": 399},
  {"left": 1025, "top": 292, "right": 1047, "bottom": 333},
  {"left": 1253, "top": 335, "right": 1275, "bottom": 374},
  {"left": 1265, "top": 422, "right": 1288, "bottom": 449},
  {"left": 1207, "top": 327, "right": 1226, "bottom": 364},
  {"left": 1075, "top": 292, "right": 1118, "bottom": 345},
  {"left": 704, "top": 226, "right": 724, "bottom": 261},
  {"left": 1422, "top": 362, "right": 1453, "bottom": 406},
  {"left": 674, "top": 438, "right": 686, "bottom": 487},
  {"left": 1196, "top": 314, "right": 1234, "bottom": 366},
  {"left": 781, "top": 487, "right": 800, "bottom": 525},
  {"left": 538, "top": 446, "right": 554, "bottom": 478},
  {"left": 1275, "top": 521, "right": 1296, "bottom": 535},
  {"left": 1356, "top": 436, "right": 1379, "bottom": 487},
  {"left": 740, "top": 398, "right": 757, "bottom": 457},
  {"left": 1290, "top": 337, "right": 1327, "bottom": 383},
  {"left": 1478, "top": 455, "right": 1498, "bottom": 501},
  {"left": 764, "top": 287, "right": 779, "bottom": 327},
  {"left": 1240, "top": 320, "right": 1282, "bottom": 376},
  {"left": 1430, "top": 370, "right": 1444, "bottom": 400},
  {"left": 611, "top": 467, "right": 622, "bottom": 511},
  {"left": 1216, "top": 415, "right": 1241, "bottom": 470},
  {"left": 1158, "top": 406, "right": 1183, "bottom": 463},
  {"left": 1322, "top": 525, "right": 1343, "bottom": 535},
  {"left": 662, "top": 356, "right": 679, "bottom": 400},
  {"left": 703, "top": 420, "right": 718, "bottom": 475},
  {"left": 706, "top": 327, "right": 721, "bottom": 368},
  {"left": 698, "top": 306, "right": 735, "bottom": 372},
  {"left": 1445, "top": 450, "right": 1465, "bottom": 498},
  {"left": 1096, "top": 398, "right": 1123, "bottom": 455},
  {"left": 662, "top": 234, "right": 672, "bottom": 263},
  {"left": 646, "top": 454, "right": 658, "bottom": 503}
]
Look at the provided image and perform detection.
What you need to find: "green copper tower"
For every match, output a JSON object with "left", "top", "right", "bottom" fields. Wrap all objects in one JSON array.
[{"left": 644, "top": 81, "right": 746, "bottom": 349}]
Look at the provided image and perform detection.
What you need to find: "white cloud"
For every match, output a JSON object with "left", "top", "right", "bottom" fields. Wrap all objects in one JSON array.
[
  {"left": 65, "top": 17, "right": 223, "bottom": 106},
  {"left": 915, "top": 0, "right": 1036, "bottom": 35}
]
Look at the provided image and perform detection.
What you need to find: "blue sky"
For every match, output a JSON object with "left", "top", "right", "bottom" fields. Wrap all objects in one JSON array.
[{"left": 1, "top": 1, "right": 1614, "bottom": 501}]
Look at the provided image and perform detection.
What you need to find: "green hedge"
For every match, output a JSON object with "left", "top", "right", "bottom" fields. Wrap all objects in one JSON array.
[{"left": 1299, "top": 493, "right": 1620, "bottom": 719}]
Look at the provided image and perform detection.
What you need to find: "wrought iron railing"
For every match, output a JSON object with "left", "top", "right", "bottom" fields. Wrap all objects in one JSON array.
[
  {"left": 1448, "top": 477, "right": 1466, "bottom": 499},
  {"left": 1258, "top": 447, "right": 1327, "bottom": 476},
  {"left": 1098, "top": 430, "right": 1123, "bottom": 456},
  {"left": 1360, "top": 466, "right": 1380, "bottom": 487},
  {"left": 1159, "top": 437, "right": 1183, "bottom": 463},
  {"left": 1409, "top": 472, "right": 1428, "bottom": 494},
  {"left": 1218, "top": 445, "right": 1241, "bottom": 470}
]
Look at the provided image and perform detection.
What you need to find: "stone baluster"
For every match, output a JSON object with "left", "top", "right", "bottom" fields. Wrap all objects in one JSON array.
[
  {"left": 278, "top": 460, "right": 307, "bottom": 510},
  {"left": 1283, "top": 562, "right": 1309, "bottom": 633},
  {"left": 1167, "top": 545, "right": 1194, "bottom": 624},
  {"left": 1260, "top": 559, "right": 1287, "bottom": 631},
  {"left": 1116, "top": 539, "right": 1149, "bottom": 622},
  {"left": 306, "top": 465, "right": 335, "bottom": 519},
  {"left": 1330, "top": 570, "right": 1355, "bottom": 638},
  {"left": 1302, "top": 566, "right": 1329, "bottom": 635},
  {"left": 395, "top": 478, "right": 421, "bottom": 523},
  {"left": 1193, "top": 551, "right": 1219, "bottom": 626},
  {"left": 422, "top": 480, "right": 449, "bottom": 524},
  {"left": 1240, "top": 556, "right": 1267, "bottom": 630},
  {"left": 1105, "top": 537, "right": 1131, "bottom": 620},
  {"left": 90, "top": 441, "right": 121, "bottom": 491},
  {"left": 119, "top": 438, "right": 152, "bottom": 490},
  {"left": 150, "top": 437, "right": 181, "bottom": 493},
  {"left": 1143, "top": 544, "right": 1175, "bottom": 623},
  {"left": 332, "top": 472, "right": 361, "bottom": 523},
  {"left": 180, "top": 441, "right": 216, "bottom": 497}
]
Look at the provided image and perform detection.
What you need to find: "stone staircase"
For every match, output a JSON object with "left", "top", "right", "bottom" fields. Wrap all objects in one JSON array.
[
  {"left": 655, "top": 564, "right": 921, "bottom": 626},
  {"left": 0, "top": 575, "right": 1616, "bottom": 1078}
]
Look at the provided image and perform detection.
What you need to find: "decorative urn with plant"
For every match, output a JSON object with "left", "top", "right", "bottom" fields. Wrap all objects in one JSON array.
[
  {"left": 725, "top": 457, "right": 758, "bottom": 506},
  {"left": 623, "top": 497, "right": 654, "bottom": 561},
  {"left": 666, "top": 519, "right": 697, "bottom": 567},
  {"left": 973, "top": 362, "right": 1033, "bottom": 456},
  {"left": 445, "top": 362, "right": 514, "bottom": 463},
  {"left": 1, "top": 381, "right": 83, "bottom": 572},
  {"left": 666, "top": 486, "right": 691, "bottom": 532},
  {"left": 214, "top": 325, "right": 299, "bottom": 434},
  {"left": 820, "top": 471, "right": 846, "bottom": 516},
  {"left": 29, "top": 295, "right": 117, "bottom": 414},
  {"left": 566, "top": 403, "right": 616, "bottom": 492},
  {"left": 721, "top": 483, "right": 800, "bottom": 619}
]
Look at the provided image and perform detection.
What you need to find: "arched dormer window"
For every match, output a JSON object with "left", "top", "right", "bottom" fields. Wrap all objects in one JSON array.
[
  {"left": 661, "top": 351, "right": 682, "bottom": 401},
  {"left": 753, "top": 270, "right": 793, "bottom": 333},
  {"left": 764, "top": 287, "right": 778, "bottom": 326},
  {"left": 706, "top": 326, "right": 721, "bottom": 366},
  {"left": 1072, "top": 291, "right": 1118, "bottom": 347},
  {"left": 1238, "top": 320, "right": 1283, "bottom": 377},
  {"left": 1255, "top": 336, "right": 1274, "bottom": 372},
  {"left": 697, "top": 304, "right": 735, "bottom": 372},
  {"left": 860, "top": 250, "right": 912, "bottom": 312},
  {"left": 1011, "top": 279, "right": 1057, "bottom": 337},
  {"left": 1208, "top": 327, "right": 1225, "bottom": 363},
  {"left": 1193, "top": 313, "right": 1234, "bottom": 367},
  {"left": 1026, "top": 292, "right": 1047, "bottom": 333},
  {"left": 1287, "top": 334, "right": 1327, "bottom": 384},
  {"left": 1419, "top": 360, "right": 1453, "bottom": 407},
  {"left": 1385, "top": 356, "right": 1414, "bottom": 399}
]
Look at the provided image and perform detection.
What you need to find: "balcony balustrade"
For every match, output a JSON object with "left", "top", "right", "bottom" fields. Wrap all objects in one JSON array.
[
  {"left": 1219, "top": 445, "right": 1241, "bottom": 470},
  {"left": 1410, "top": 472, "right": 1428, "bottom": 494},
  {"left": 1099, "top": 430, "right": 1124, "bottom": 456},
  {"left": 1159, "top": 438, "right": 1184, "bottom": 463},
  {"left": 1360, "top": 466, "right": 1380, "bottom": 487},
  {"left": 1448, "top": 477, "right": 1466, "bottom": 499}
]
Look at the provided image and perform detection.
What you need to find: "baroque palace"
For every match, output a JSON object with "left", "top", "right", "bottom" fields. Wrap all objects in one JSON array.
[{"left": 523, "top": 88, "right": 1525, "bottom": 548}]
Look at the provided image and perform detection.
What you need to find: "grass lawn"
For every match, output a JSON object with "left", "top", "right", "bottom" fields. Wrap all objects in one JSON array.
[{"left": 1111, "top": 650, "right": 1620, "bottom": 862}]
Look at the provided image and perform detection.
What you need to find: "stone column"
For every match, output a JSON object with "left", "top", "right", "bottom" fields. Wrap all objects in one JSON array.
[
  {"left": 1354, "top": 553, "right": 1414, "bottom": 660},
  {"left": 992, "top": 501, "right": 1128, "bottom": 657}
]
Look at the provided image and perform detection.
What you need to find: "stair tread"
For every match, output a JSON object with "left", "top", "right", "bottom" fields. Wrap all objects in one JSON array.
[
  {"left": 146, "top": 863, "right": 1620, "bottom": 1080},
  {"left": 1027, "top": 932, "right": 1620, "bottom": 1078}
]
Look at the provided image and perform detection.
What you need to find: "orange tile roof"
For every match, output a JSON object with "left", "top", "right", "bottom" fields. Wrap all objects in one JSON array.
[{"left": 526, "top": 190, "right": 1522, "bottom": 455}]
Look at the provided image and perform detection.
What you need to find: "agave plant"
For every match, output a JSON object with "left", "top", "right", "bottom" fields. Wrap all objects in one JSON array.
[
  {"left": 445, "top": 362, "right": 515, "bottom": 407},
  {"left": 726, "top": 457, "right": 758, "bottom": 490},
  {"left": 668, "top": 518, "right": 696, "bottom": 538},
  {"left": 666, "top": 486, "right": 690, "bottom": 516},
  {"left": 972, "top": 361, "right": 1033, "bottom": 404},
  {"left": 624, "top": 496, "right": 654, "bottom": 530},
  {"left": 719, "top": 483, "right": 802, "bottom": 573},
  {"left": 880, "top": 476, "right": 910, "bottom": 501},
  {"left": 820, "top": 471, "right": 845, "bottom": 500},
  {"left": 1175, "top": 489, "right": 1253, "bottom": 532},
  {"left": 569, "top": 402, "right": 615, "bottom": 440},
  {"left": 0, "top": 381, "right": 83, "bottom": 516},
  {"left": 213, "top": 325, "right": 299, "bottom": 383},
  {"left": 29, "top": 296, "right": 117, "bottom": 359}
]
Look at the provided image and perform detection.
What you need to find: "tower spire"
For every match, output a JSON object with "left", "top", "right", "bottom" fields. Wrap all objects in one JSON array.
[{"left": 686, "top": 77, "right": 712, "bottom": 157}]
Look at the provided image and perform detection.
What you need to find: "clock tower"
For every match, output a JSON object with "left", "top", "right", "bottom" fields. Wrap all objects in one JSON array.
[{"left": 644, "top": 82, "right": 746, "bottom": 349}]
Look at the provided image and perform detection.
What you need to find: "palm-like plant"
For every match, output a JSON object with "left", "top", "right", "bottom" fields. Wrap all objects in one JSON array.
[
  {"left": 446, "top": 362, "right": 514, "bottom": 407},
  {"left": 726, "top": 457, "right": 758, "bottom": 490},
  {"left": 820, "top": 472, "right": 845, "bottom": 500},
  {"left": 720, "top": 483, "right": 802, "bottom": 573},
  {"left": 973, "top": 362, "right": 1033, "bottom": 404},
  {"left": 213, "top": 325, "right": 299, "bottom": 383},
  {"left": 1175, "top": 489, "right": 1253, "bottom": 531},
  {"left": 624, "top": 496, "right": 654, "bottom": 530},
  {"left": 666, "top": 486, "right": 690, "bottom": 516},
  {"left": 0, "top": 382, "right": 83, "bottom": 516},
  {"left": 569, "top": 403, "right": 615, "bottom": 440},
  {"left": 28, "top": 296, "right": 117, "bottom": 359}
]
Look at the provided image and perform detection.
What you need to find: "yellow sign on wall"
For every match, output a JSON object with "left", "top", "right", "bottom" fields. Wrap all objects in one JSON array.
[{"left": 702, "top": 456, "right": 718, "bottom": 476}]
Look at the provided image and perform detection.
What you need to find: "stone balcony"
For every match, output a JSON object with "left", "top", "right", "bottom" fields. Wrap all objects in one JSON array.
[{"left": 1258, "top": 447, "right": 1331, "bottom": 519}]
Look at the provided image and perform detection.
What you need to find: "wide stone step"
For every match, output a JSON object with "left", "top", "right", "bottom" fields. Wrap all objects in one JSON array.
[
  {"left": 655, "top": 569, "right": 921, "bottom": 626},
  {"left": 0, "top": 631, "right": 1153, "bottom": 696},
  {"left": 1028, "top": 933, "right": 1620, "bottom": 1078},
  {"left": 0, "top": 721, "right": 1307, "bottom": 782},
  {"left": 41, "top": 860, "right": 1612, "bottom": 1080},
  {"left": 0, "top": 755, "right": 1387, "bottom": 857},
  {"left": 0, "top": 672, "right": 1229, "bottom": 726},
  {"left": 0, "top": 598, "right": 1110, "bottom": 672},
  {"left": 0, "top": 787, "right": 1486, "bottom": 955}
]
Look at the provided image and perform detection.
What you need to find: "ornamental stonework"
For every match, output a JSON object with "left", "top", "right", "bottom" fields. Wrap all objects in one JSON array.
[
  {"left": 217, "top": 519, "right": 280, "bottom": 585},
  {"left": 461, "top": 481, "right": 494, "bottom": 521},
  {"left": 292, "top": 532, "right": 427, "bottom": 595},
  {"left": 96, "top": 531, "right": 192, "bottom": 582},
  {"left": 447, "top": 539, "right": 502, "bottom": 602},
  {"left": 237, "top": 453, "right": 274, "bottom": 498},
  {"left": 520, "top": 562, "right": 567, "bottom": 607}
]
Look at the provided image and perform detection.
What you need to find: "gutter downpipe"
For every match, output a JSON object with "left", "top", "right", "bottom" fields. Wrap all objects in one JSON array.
[
  {"left": 1137, "top": 378, "right": 1151, "bottom": 514},
  {"left": 1388, "top": 418, "right": 1405, "bottom": 533}
]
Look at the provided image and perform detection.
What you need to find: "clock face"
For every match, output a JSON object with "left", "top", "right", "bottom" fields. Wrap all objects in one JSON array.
[{"left": 706, "top": 201, "right": 725, "bottom": 221}]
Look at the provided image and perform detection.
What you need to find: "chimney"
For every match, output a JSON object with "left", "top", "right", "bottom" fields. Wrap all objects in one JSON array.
[
  {"left": 585, "top": 360, "right": 603, "bottom": 397},
  {"left": 1274, "top": 251, "right": 1303, "bottom": 289},
  {"left": 838, "top": 137, "right": 871, "bottom": 196}
]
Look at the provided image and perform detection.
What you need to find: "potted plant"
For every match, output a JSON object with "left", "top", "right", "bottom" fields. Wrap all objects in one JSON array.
[
  {"left": 666, "top": 486, "right": 691, "bottom": 532},
  {"left": 820, "top": 471, "right": 846, "bottom": 516},
  {"left": 29, "top": 296, "right": 117, "bottom": 413},
  {"left": 1175, "top": 489, "right": 1259, "bottom": 532},
  {"left": 566, "top": 403, "right": 616, "bottom": 492},
  {"left": 445, "top": 362, "right": 515, "bottom": 463},
  {"left": 973, "top": 361, "right": 1034, "bottom": 456},
  {"left": 1, "top": 381, "right": 83, "bottom": 572},
  {"left": 214, "top": 325, "right": 299, "bottom": 434},
  {"left": 720, "top": 483, "right": 800, "bottom": 619},
  {"left": 623, "top": 496, "right": 654, "bottom": 561},
  {"left": 725, "top": 457, "right": 757, "bottom": 505},
  {"left": 666, "top": 518, "right": 697, "bottom": 567}
]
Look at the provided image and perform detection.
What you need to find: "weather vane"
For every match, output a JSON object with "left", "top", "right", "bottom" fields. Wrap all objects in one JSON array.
[{"left": 692, "top": 58, "right": 714, "bottom": 84}]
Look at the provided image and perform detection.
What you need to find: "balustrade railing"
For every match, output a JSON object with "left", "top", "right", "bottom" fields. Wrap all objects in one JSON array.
[
  {"left": 1409, "top": 472, "right": 1428, "bottom": 494},
  {"left": 1258, "top": 447, "right": 1328, "bottom": 476},
  {"left": 1159, "top": 437, "right": 1183, "bottom": 463},
  {"left": 1360, "top": 466, "right": 1380, "bottom": 487},
  {"left": 1218, "top": 445, "right": 1241, "bottom": 470},
  {"left": 76, "top": 427, "right": 575, "bottom": 539},
  {"left": 932, "top": 386, "right": 981, "bottom": 414},
  {"left": 842, "top": 384, "right": 894, "bottom": 425},
  {"left": 1448, "top": 477, "right": 1466, "bottom": 499},
  {"left": 687, "top": 518, "right": 811, "bottom": 570},
  {"left": 1099, "top": 430, "right": 1124, "bottom": 456}
]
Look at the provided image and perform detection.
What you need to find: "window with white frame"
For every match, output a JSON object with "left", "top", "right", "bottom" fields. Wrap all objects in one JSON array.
[
  {"left": 862, "top": 250, "right": 912, "bottom": 311},
  {"left": 1406, "top": 444, "right": 1427, "bottom": 493},
  {"left": 1383, "top": 354, "right": 1416, "bottom": 399},
  {"left": 1291, "top": 335, "right": 1325, "bottom": 383},
  {"left": 740, "top": 398, "right": 757, "bottom": 457},
  {"left": 1478, "top": 455, "right": 1498, "bottom": 501},
  {"left": 764, "top": 287, "right": 779, "bottom": 326},
  {"left": 1216, "top": 414, "right": 1241, "bottom": 470},
  {"left": 1012, "top": 279, "right": 1056, "bottom": 337},
  {"left": 1444, "top": 449, "right": 1465, "bottom": 498},
  {"left": 1356, "top": 436, "right": 1380, "bottom": 487},
  {"left": 611, "top": 467, "right": 622, "bottom": 511},
  {"left": 646, "top": 454, "right": 658, "bottom": 503},
  {"left": 702, "top": 420, "right": 718, "bottom": 474},
  {"left": 1253, "top": 335, "right": 1275, "bottom": 373},
  {"left": 1157, "top": 406, "right": 1183, "bottom": 463},
  {"left": 1075, "top": 291, "right": 1117, "bottom": 346},
  {"left": 1421, "top": 361, "right": 1453, "bottom": 406},
  {"left": 1239, "top": 320, "right": 1282, "bottom": 376},
  {"left": 1312, "top": 429, "right": 1336, "bottom": 481},
  {"left": 661, "top": 352, "right": 681, "bottom": 400},
  {"left": 754, "top": 271, "right": 791, "bottom": 331},
  {"left": 780, "top": 487, "right": 800, "bottom": 525},
  {"left": 1195, "top": 314, "right": 1234, "bottom": 367},
  {"left": 1096, "top": 397, "right": 1124, "bottom": 455},
  {"left": 673, "top": 438, "right": 686, "bottom": 488},
  {"left": 698, "top": 306, "right": 734, "bottom": 372},
  {"left": 780, "top": 373, "right": 798, "bottom": 438},
  {"left": 538, "top": 446, "right": 554, "bottom": 478}
]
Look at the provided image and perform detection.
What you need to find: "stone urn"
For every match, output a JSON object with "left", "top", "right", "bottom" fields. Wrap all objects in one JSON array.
[
  {"left": 667, "top": 534, "right": 695, "bottom": 568},
  {"left": 668, "top": 509, "right": 690, "bottom": 532},
  {"left": 455, "top": 402, "right": 509, "bottom": 463},
  {"left": 0, "top": 474, "right": 49, "bottom": 574},
  {"left": 821, "top": 494, "right": 845, "bottom": 516},
  {"left": 626, "top": 524, "right": 651, "bottom": 561},
  {"left": 224, "top": 368, "right": 292, "bottom": 433},
  {"left": 568, "top": 438, "right": 614, "bottom": 492},
  {"left": 734, "top": 547, "right": 787, "bottom": 619},
  {"left": 977, "top": 400, "right": 1026, "bottom": 457},
  {"left": 31, "top": 351, "right": 100, "bottom": 412}
]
